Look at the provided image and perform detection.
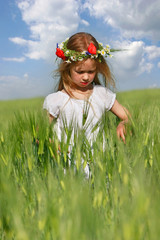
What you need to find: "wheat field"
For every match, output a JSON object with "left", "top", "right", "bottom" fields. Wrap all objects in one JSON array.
[{"left": 0, "top": 89, "right": 160, "bottom": 240}]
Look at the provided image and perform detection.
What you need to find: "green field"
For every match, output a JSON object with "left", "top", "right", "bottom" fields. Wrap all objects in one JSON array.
[
  {"left": 0, "top": 98, "right": 44, "bottom": 131},
  {"left": 0, "top": 89, "right": 160, "bottom": 240}
]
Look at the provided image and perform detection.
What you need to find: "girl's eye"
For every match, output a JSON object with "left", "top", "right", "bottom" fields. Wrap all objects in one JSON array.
[
  {"left": 76, "top": 71, "right": 84, "bottom": 74},
  {"left": 76, "top": 71, "right": 95, "bottom": 74}
]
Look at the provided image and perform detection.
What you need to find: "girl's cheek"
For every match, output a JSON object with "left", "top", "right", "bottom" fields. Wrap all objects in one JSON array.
[{"left": 92, "top": 73, "right": 96, "bottom": 79}]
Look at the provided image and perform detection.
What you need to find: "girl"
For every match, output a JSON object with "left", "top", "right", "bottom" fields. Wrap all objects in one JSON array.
[{"left": 43, "top": 32, "right": 129, "bottom": 145}]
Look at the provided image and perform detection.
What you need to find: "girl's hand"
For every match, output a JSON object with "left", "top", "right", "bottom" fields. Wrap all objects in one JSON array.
[
  {"left": 116, "top": 122, "right": 126, "bottom": 144},
  {"left": 110, "top": 100, "right": 130, "bottom": 144}
]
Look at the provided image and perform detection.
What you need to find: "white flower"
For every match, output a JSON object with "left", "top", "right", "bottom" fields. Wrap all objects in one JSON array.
[
  {"left": 71, "top": 56, "right": 76, "bottom": 61},
  {"left": 78, "top": 57, "right": 83, "bottom": 61},
  {"left": 97, "top": 50, "right": 101, "bottom": 54},
  {"left": 105, "top": 49, "right": 110, "bottom": 54},
  {"left": 81, "top": 51, "right": 87, "bottom": 55},
  {"left": 100, "top": 50, "right": 105, "bottom": 56},
  {"left": 106, "top": 44, "right": 110, "bottom": 49},
  {"left": 91, "top": 54, "right": 98, "bottom": 59},
  {"left": 65, "top": 50, "right": 69, "bottom": 54},
  {"left": 59, "top": 43, "right": 64, "bottom": 49},
  {"left": 105, "top": 47, "right": 110, "bottom": 54},
  {"left": 65, "top": 59, "right": 71, "bottom": 63}
]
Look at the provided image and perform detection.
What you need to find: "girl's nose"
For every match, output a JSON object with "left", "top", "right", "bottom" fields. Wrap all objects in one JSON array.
[{"left": 82, "top": 73, "right": 89, "bottom": 80}]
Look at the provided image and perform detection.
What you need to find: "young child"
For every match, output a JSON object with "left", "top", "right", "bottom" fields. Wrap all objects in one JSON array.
[{"left": 43, "top": 32, "right": 129, "bottom": 145}]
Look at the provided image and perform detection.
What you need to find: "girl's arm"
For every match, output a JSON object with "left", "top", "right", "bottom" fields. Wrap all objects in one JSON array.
[
  {"left": 47, "top": 112, "right": 54, "bottom": 123},
  {"left": 48, "top": 113, "right": 54, "bottom": 123},
  {"left": 110, "top": 100, "right": 130, "bottom": 144}
]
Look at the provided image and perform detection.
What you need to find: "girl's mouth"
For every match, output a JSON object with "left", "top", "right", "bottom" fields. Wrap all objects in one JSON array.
[{"left": 81, "top": 82, "right": 89, "bottom": 85}]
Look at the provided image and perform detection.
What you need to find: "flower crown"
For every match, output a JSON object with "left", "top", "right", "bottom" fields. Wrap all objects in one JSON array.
[{"left": 56, "top": 38, "right": 114, "bottom": 63}]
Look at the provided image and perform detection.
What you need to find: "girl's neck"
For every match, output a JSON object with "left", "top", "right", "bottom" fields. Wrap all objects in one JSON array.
[{"left": 62, "top": 84, "right": 93, "bottom": 100}]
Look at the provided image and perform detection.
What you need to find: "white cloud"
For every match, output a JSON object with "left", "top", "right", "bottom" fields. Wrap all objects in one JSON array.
[
  {"left": 144, "top": 45, "right": 160, "bottom": 60},
  {"left": 10, "top": 0, "right": 81, "bottom": 60},
  {"left": 109, "top": 40, "right": 154, "bottom": 83},
  {"left": 9, "top": 37, "right": 28, "bottom": 46},
  {"left": 158, "top": 62, "right": 160, "bottom": 68},
  {"left": 23, "top": 73, "right": 28, "bottom": 78},
  {"left": 84, "top": 0, "right": 160, "bottom": 41},
  {"left": 81, "top": 19, "right": 90, "bottom": 26},
  {"left": 2, "top": 57, "right": 26, "bottom": 62}
]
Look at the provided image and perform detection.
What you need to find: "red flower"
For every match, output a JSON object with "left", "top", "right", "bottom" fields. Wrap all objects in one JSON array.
[
  {"left": 56, "top": 48, "right": 66, "bottom": 60},
  {"left": 88, "top": 43, "right": 97, "bottom": 55}
]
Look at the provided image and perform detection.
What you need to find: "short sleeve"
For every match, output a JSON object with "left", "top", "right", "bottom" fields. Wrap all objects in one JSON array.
[
  {"left": 43, "top": 92, "right": 63, "bottom": 118},
  {"left": 93, "top": 86, "right": 116, "bottom": 111}
]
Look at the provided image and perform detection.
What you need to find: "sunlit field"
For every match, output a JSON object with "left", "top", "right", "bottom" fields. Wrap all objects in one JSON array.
[{"left": 0, "top": 89, "right": 160, "bottom": 240}]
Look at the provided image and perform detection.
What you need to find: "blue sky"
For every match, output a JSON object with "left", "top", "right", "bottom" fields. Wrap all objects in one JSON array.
[{"left": 0, "top": 0, "right": 160, "bottom": 100}]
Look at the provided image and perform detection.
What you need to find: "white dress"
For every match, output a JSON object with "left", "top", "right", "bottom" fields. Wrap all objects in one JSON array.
[
  {"left": 43, "top": 85, "right": 116, "bottom": 178},
  {"left": 43, "top": 85, "right": 116, "bottom": 142}
]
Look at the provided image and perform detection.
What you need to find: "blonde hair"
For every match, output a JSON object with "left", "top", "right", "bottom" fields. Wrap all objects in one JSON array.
[{"left": 55, "top": 32, "right": 115, "bottom": 94}]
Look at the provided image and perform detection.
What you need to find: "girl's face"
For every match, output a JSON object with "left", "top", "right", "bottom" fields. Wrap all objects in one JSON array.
[{"left": 70, "top": 59, "right": 97, "bottom": 90}]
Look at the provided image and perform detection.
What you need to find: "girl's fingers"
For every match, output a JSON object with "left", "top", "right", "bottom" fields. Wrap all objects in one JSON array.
[
  {"left": 120, "top": 132, "right": 126, "bottom": 144},
  {"left": 117, "top": 124, "right": 126, "bottom": 144}
]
